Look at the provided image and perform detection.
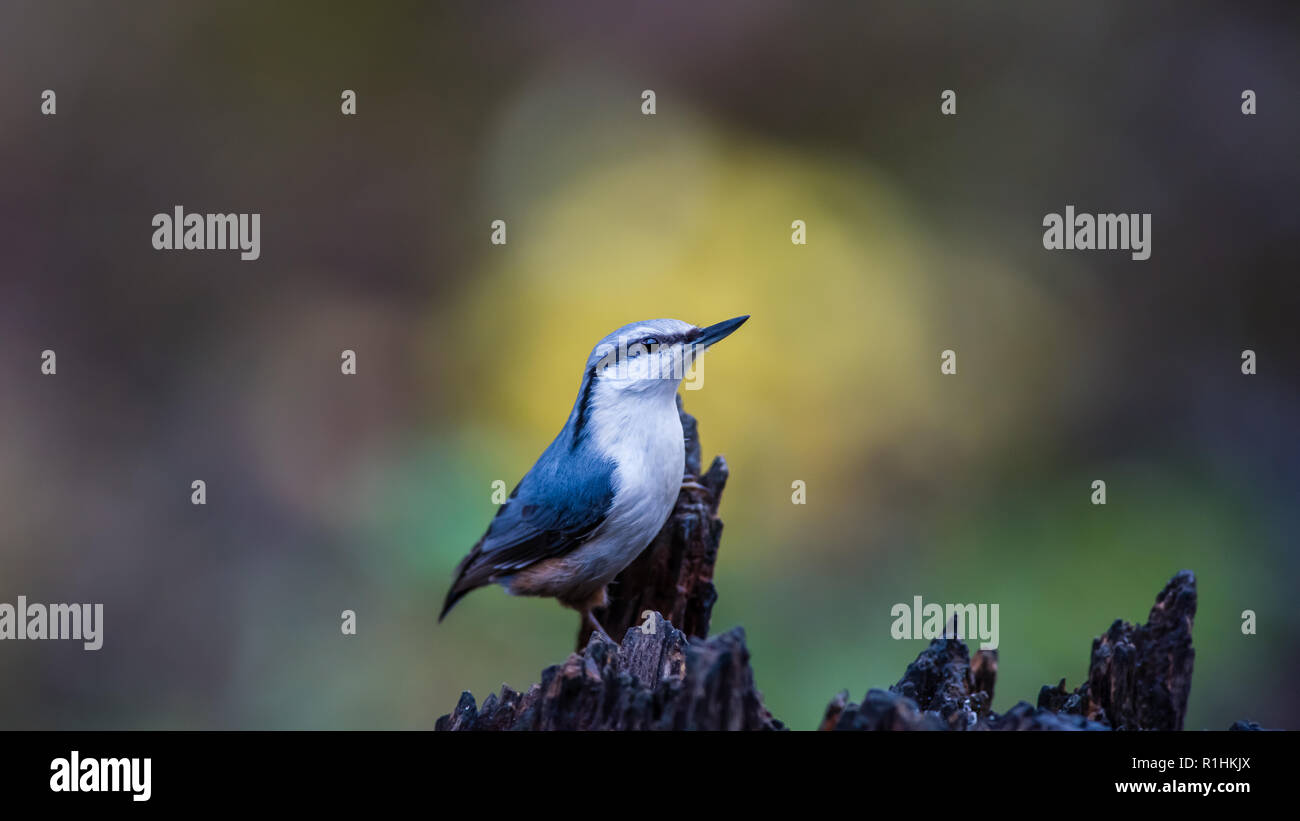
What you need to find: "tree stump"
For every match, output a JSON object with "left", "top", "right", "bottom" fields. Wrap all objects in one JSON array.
[
  {"left": 435, "top": 614, "right": 781, "bottom": 731},
  {"left": 1035, "top": 570, "right": 1197, "bottom": 730},
  {"left": 822, "top": 570, "right": 1199, "bottom": 731}
]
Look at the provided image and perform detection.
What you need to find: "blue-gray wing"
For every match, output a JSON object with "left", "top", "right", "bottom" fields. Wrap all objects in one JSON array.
[
  {"left": 439, "top": 440, "right": 616, "bottom": 619},
  {"left": 478, "top": 455, "right": 615, "bottom": 571}
]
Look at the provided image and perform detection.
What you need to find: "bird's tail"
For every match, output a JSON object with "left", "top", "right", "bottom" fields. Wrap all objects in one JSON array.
[
  {"left": 438, "top": 546, "right": 488, "bottom": 622},
  {"left": 438, "top": 583, "right": 471, "bottom": 622}
]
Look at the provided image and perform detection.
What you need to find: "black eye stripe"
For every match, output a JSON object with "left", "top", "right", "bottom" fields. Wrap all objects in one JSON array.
[{"left": 634, "top": 330, "right": 699, "bottom": 347}]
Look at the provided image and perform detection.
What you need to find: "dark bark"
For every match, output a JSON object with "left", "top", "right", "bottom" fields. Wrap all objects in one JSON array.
[
  {"left": 435, "top": 614, "right": 781, "bottom": 731},
  {"left": 1034, "top": 571, "right": 1197, "bottom": 730}
]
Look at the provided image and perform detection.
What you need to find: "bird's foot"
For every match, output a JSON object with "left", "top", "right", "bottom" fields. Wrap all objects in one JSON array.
[
  {"left": 680, "top": 477, "right": 708, "bottom": 493},
  {"left": 585, "top": 610, "right": 615, "bottom": 645}
]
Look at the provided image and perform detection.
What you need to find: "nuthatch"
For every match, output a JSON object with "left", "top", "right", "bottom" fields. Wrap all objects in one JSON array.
[{"left": 439, "top": 316, "right": 749, "bottom": 640}]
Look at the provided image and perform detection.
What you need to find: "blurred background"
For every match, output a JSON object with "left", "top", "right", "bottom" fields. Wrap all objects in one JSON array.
[{"left": 0, "top": 1, "right": 1296, "bottom": 730}]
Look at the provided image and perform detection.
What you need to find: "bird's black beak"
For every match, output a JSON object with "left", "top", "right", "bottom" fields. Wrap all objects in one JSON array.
[{"left": 696, "top": 315, "right": 749, "bottom": 348}]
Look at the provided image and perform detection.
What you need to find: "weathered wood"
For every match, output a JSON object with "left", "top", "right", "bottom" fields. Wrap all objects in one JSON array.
[
  {"left": 1035, "top": 570, "right": 1196, "bottom": 730},
  {"left": 824, "top": 639, "right": 1001, "bottom": 731},
  {"left": 823, "top": 570, "right": 1200, "bottom": 731},
  {"left": 436, "top": 613, "right": 781, "bottom": 730}
]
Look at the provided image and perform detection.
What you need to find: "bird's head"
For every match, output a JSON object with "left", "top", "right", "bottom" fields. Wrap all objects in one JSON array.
[{"left": 584, "top": 315, "right": 749, "bottom": 398}]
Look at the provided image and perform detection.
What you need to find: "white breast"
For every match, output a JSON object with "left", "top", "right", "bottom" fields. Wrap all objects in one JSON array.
[{"left": 575, "top": 384, "right": 684, "bottom": 587}]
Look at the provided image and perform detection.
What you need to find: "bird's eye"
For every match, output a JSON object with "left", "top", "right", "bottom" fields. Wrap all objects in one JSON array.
[{"left": 641, "top": 337, "right": 659, "bottom": 347}]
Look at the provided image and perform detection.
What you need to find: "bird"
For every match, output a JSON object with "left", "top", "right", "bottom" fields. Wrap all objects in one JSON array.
[{"left": 439, "top": 315, "right": 749, "bottom": 641}]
